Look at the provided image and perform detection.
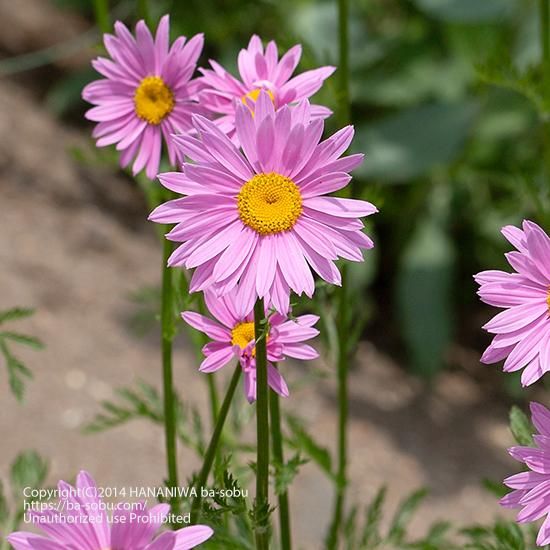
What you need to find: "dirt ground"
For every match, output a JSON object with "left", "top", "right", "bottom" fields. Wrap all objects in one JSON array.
[{"left": 0, "top": 2, "right": 524, "bottom": 548}]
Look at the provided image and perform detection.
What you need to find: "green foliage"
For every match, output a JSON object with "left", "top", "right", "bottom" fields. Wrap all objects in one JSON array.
[
  {"left": 343, "top": 487, "right": 459, "bottom": 550},
  {"left": 0, "top": 307, "right": 43, "bottom": 401},
  {"left": 396, "top": 189, "right": 455, "bottom": 377},
  {"left": 284, "top": 414, "right": 334, "bottom": 481},
  {"left": 84, "top": 380, "right": 206, "bottom": 454},
  {"left": 271, "top": 452, "right": 308, "bottom": 496},
  {"left": 411, "top": 0, "right": 516, "bottom": 23},
  {"left": 0, "top": 451, "right": 49, "bottom": 541},
  {"left": 509, "top": 405, "right": 535, "bottom": 446}
]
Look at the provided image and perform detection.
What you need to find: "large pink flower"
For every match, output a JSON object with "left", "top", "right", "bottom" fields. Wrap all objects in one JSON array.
[
  {"left": 83, "top": 15, "right": 204, "bottom": 179},
  {"left": 182, "top": 289, "right": 319, "bottom": 402},
  {"left": 501, "top": 402, "right": 550, "bottom": 546},
  {"left": 475, "top": 220, "right": 550, "bottom": 386},
  {"left": 7, "top": 470, "right": 213, "bottom": 550},
  {"left": 149, "top": 93, "right": 376, "bottom": 314},
  {"left": 198, "top": 35, "right": 334, "bottom": 139}
]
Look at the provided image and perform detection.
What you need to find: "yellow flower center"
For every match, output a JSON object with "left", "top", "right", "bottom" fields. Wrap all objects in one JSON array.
[
  {"left": 547, "top": 291, "right": 550, "bottom": 314},
  {"left": 134, "top": 76, "right": 174, "bottom": 125},
  {"left": 241, "top": 88, "right": 275, "bottom": 106},
  {"left": 237, "top": 173, "right": 303, "bottom": 236},
  {"left": 231, "top": 321, "right": 256, "bottom": 351}
]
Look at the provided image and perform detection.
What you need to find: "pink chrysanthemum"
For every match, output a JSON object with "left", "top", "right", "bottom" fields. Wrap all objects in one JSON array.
[
  {"left": 83, "top": 15, "right": 204, "bottom": 179},
  {"left": 501, "top": 402, "right": 550, "bottom": 546},
  {"left": 149, "top": 93, "right": 376, "bottom": 315},
  {"left": 475, "top": 220, "right": 550, "bottom": 386},
  {"left": 182, "top": 289, "right": 319, "bottom": 402},
  {"left": 7, "top": 471, "right": 213, "bottom": 550},
  {"left": 198, "top": 34, "right": 335, "bottom": 139}
]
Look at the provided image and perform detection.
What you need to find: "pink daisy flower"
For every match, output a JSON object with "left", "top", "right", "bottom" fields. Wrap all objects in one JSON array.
[
  {"left": 149, "top": 93, "right": 376, "bottom": 315},
  {"left": 198, "top": 34, "right": 335, "bottom": 139},
  {"left": 182, "top": 289, "right": 320, "bottom": 403},
  {"left": 501, "top": 402, "right": 550, "bottom": 546},
  {"left": 83, "top": 15, "right": 204, "bottom": 179},
  {"left": 475, "top": 220, "right": 550, "bottom": 386},
  {"left": 7, "top": 470, "right": 213, "bottom": 550}
]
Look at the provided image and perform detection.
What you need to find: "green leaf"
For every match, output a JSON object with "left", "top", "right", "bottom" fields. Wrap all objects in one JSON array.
[
  {"left": 1, "top": 332, "right": 44, "bottom": 350},
  {"left": 285, "top": 415, "right": 334, "bottom": 480},
  {"left": 0, "top": 308, "right": 35, "bottom": 325},
  {"left": 361, "top": 487, "right": 386, "bottom": 548},
  {"left": 0, "top": 480, "right": 8, "bottom": 525},
  {"left": 354, "top": 102, "right": 478, "bottom": 182},
  {"left": 411, "top": 0, "right": 515, "bottom": 23},
  {"left": 272, "top": 453, "right": 308, "bottom": 496},
  {"left": 387, "top": 488, "right": 428, "bottom": 544},
  {"left": 509, "top": 405, "right": 534, "bottom": 446},
  {"left": 396, "top": 190, "right": 455, "bottom": 377},
  {"left": 10, "top": 451, "right": 48, "bottom": 497}
]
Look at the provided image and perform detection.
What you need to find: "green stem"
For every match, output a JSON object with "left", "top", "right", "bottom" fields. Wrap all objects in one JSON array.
[
  {"left": 327, "top": 0, "right": 352, "bottom": 547},
  {"left": 269, "top": 388, "right": 291, "bottom": 550},
  {"left": 137, "top": 0, "right": 152, "bottom": 26},
  {"left": 254, "top": 299, "right": 270, "bottom": 550},
  {"left": 337, "top": 0, "right": 350, "bottom": 126},
  {"left": 540, "top": 0, "right": 550, "bottom": 225},
  {"left": 93, "top": 0, "right": 110, "bottom": 33},
  {"left": 161, "top": 235, "right": 180, "bottom": 524},
  {"left": 190, "top": 364, "right": 242, "bottom": 522}
]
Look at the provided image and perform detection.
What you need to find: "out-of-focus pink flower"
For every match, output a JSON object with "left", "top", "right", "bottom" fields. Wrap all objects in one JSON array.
[
  {"left": 476, "top": 220, "right": 550, "bottom": 386},
  {"left": 83, "top": 15, "right": 204, "bottom": 179},
  {"left": 182, "top": 289, "right": 319, "bottom": 402},
  {"left": 501, "top": 402, "right": 550, "bottom": 546},
  {"left": 7, "top": 470, "right": 213, "bottom": 549},
  {"left": 198, "top": 35, "right": 334, "bottom": 140}
]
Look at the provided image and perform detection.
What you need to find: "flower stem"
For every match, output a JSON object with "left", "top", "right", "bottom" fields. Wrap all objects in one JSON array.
[
  {"left": 539, "top": 0, "right": 550, "bottom": 225},
  {"left": 269, "top": 388, "right": 291, "bottom": 550},
  {"left": 190, "top": 363, "right": 241, "bottom": 522},
  {"left": 93, "top": 0, "right": 110, "bottom": 33},
  {"left": 161, "top": 235, "right": 180, "bottom": 523},
  {"left": 137, "top": 0, "right": 152, "bottom": 27},
  {"left": 254, "top": 298, "right": 270, "bottom": 550},
  {"left": 327, "top": 0, "right": 352, "bottom": 547}
]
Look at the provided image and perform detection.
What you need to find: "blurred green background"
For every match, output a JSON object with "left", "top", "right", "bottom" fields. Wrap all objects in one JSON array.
[{"left": 19, "top": 0, "right": 549, "bottom": 388}]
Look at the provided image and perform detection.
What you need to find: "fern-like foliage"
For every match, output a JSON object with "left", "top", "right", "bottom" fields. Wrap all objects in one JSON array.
[{"left": 0, "top": 308, "right": 44, "bottom": 401}]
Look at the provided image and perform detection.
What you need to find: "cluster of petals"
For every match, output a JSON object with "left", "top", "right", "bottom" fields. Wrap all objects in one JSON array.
[
  {"left": 198, "top": 34, "right": 335, "bottom": 140},
  {"left": 150, "top": 92, "right": 376, "bottom": 315},
  {"left": 7, "top": 470, "right": 213, "bottom": 550},
  {"left": 182, "top": 289, "right": 319, "bottom": 402},
  {"left": 501, "top": 402, "right": 550, "bottom": 546},
  {"left": 475, "top": 220, "right": 550, "bottom": 386},
  {"left": 83, "top": 15, "right": 204, "bottom": 179}
]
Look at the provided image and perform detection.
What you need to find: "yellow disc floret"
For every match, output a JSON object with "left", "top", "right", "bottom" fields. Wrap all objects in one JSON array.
[
  {"left": 231, "top": 321, "right": 256, "bottom": 350},
  {"left": 241, "top": 88, "right": 275, "bottom": 106},
  {"left": 546, "top": 290, "right": 550, "bottom": 314},
  {"left": 237, "top": 173, "right": 303, "bottom": 235},
  {"left": 134, "top": 76, "right": 174, "bottom": 125}
]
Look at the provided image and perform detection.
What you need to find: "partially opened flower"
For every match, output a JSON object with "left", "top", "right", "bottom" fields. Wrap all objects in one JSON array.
[
  {"left": 501, "top": 402, "right": 550, "bottom": 546},
  {"left": 182, "top": 289, "right": 319, "bottom": 402},
  {"left": 149, "top": 93, "right": 376, "bottom": 314},
  {"left": 83, "top": 15, "right": 204, "bottom": 179},
  {"left": 475, "top": 220, "right": 550, "bottom": 386},
  {"left": 198, "top": 34, "right": 334, "bottom": 139},
  {"left": 7, "top": 470, "right": 213, "bottom": 550}
]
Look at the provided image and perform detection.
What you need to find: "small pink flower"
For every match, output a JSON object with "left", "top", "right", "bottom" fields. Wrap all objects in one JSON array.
[
  {"left": 501, "top": 402, "right": 550, "bottom": 546},
  {"left": 182, "top": 289, "right": 319, "bottom": 402},
  {"left": 7, "top": 471, "right": 213, "bottom": 549},
  {"left": 198, "top": 34, "right": 335, "bottom": 140},
  {"left": 149, "top": 93, "right": 376, "bottom": 315},
  {"left": 83, "top": 15, "right": 204, "bottom": 179},
  {"left": 475, "top": 220, "right": 550, "bottom": 386}
]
